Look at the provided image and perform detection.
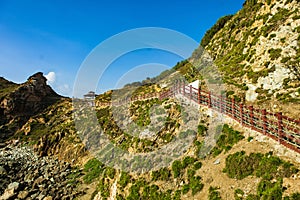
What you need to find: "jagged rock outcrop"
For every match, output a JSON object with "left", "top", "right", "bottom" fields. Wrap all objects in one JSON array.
[
  {"left": 0, "top": 73, "right": 88, "bottom": 164},
  {"left": 1, "top": 72, "right": 61, "bottom": 120},
  {"left": 0, "top": 72, "right": 62, "bottom": 141}
]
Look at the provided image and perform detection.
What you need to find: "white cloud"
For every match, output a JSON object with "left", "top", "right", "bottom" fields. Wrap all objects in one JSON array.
[{"left": 45, "top": 71, "right": 56, "bottom": 84}]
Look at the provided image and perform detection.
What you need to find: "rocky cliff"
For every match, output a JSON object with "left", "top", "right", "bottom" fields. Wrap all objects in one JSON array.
[{"left": 0, "top": 72, "right": 62, "bottom": 141}]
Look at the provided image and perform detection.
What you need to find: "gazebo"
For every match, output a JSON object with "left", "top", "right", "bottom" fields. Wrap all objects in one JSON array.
[{"left": 83, "top": 91, "right": 96, "bottom": 100}]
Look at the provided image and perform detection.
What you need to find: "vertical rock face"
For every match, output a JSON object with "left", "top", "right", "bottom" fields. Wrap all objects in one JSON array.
[
  {"left": 0, "top": 72, "right": 62, "bottom": 141},
  {"left": 7, "top": 72, "right": 61, "bottom": 116}
]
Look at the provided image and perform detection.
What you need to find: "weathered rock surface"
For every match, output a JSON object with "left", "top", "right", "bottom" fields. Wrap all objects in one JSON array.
[
  {"left": 0, "top": 72, "right": 62, "bottom": 141},
  {"left": 0, "top": 144, "right": 84, "bottom": 200}
]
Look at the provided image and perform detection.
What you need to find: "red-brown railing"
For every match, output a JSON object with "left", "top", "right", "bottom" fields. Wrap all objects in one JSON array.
[
  {"left": 162, "top": 81, "right": 300, "bottom": 154},
  {"left": 95, "top": 82, "right": 300, "bottom": 154}
]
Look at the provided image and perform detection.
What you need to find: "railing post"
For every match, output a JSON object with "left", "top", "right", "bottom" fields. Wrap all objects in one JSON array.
[
  {"left": 277, "top": 112, "right": 283, "bottom": 144},
  {"left": 198, "top": 88, "right": 201, "bottom": 104},
  {"left": 173, "top": 83, "right": 176, "bottom": 95},
  {"left": 190, "top": 85, "right": 192, "bottom": 100},
  {"left": 231, "top": 98, "right": 235, "bottom": 118},
  {"left": 239, "top": 103, "right": 244, "bottom": 125},
  {"left": 249, "top": 106, "right": 254, "bottom": 129},
  {"left": 208, "top": 92, "right": 212, "bottom": 108},
  {"left": 262, "top": 109, "right": 267, "bottom": 135},
  {"left": 220, "top": 97, "right": 223, "bottom": 113}
]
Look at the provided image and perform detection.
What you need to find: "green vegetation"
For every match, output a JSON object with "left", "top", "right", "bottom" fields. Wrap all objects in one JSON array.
[
  {"left": 26, "top": 121, "right": 50, "bottom": 140},
  {"left": 224, "top": 151, "right": 260, "bottom": 180},
  {"left": 169, "top": 156, "right": 204, "bottom": 196},
  {"left": 257, "top": 179, "right": 283, "bottom": 199},
  {"left": 4, "top": 2, "right": 300, "bottom": 200},
  {"left": 83, "top": 158, "right": 105, "bottom": 184},
  {"left": 269, "top": 8, "right": 291, "bottom": 24},
  {"left": 130, "top": 99, "right": 160, "bottom": 127},
  {"left": 172, "top": 160, "right": 183, "bottom": 178},
  {"left": 104, "top": 167, "right": 116, "bottom": 179},
  {"left": 226, "top": 91, "right": 235, "bottom": 98},
  {"left": 199, "top": 15, "right": 233, "bottom": 48},
  {"left": 281, "top": 57, "right": 290, "bottom": 63},
  {"left": 0, "top": 77, "right": 18, "bottom": 99},
  {"left": 247, "top": 66, "right": 275, "bottom": 84},
  {"left": 223, "top": 151, "right": 298, "bottom": 180},
  {"left": 172, "top": 59, "right": 203, "bottom": 83},
  {"left": 96, "top": 98, "right": 181, "bottom": 153},
  {"left": 269, "top": 33, "right": 276, "bottom": 39},
  {"left": 95, "top": 90, "right": 112, "bottom": 103},
  {"left": 285, "top": 193, "right": 300, "bottom": 200},
  {"left": 268, "top": 48, "right": 282, "bottom": 60},
  {"left": 234, "top": 189, "right": 244, "bottom": 200},
  {"left": 245, "top": 194, "right": 260, "bottom": 200},
  {"left": 247, "top": 136, "right": 253, "bottom": 142},
  {"left": 224, "top": 151, "right": 299, "bottom": 200},
  {"left": 151, "top": 167, "right": 171, "bottom": 181},
  {"left": 125, "top": 167, "right": 203, "bottom": 200},
  {"left": 211, "top": 124, "right": 244, "bottom": 156},
  {"left": 280, "top": 37, "right": 286, "bottom": 43},
  {"left": 208, "top": 187, "right": 222, "bottom": 200},
  {"left": 189, "top": 175, "right": 204, "bottom": 195},
  {"left": 67, "top": 167, "right": 82, "bottom": 186},
  {"left": 119, "top": 171, "right": 131, "bottom": 188},
  {"left": 197, "top": 124, "right": 208, "bottom": 136},
  {"left": 193, "top": 161, "right": 202, "bottom": 170},
  {"left": 96, "top": 178, "right": 110, "bottom": 199}
]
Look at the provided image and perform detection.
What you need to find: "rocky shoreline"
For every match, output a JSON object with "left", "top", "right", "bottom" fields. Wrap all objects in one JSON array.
[{"left": 0, "top": 143, "right": 84, "bottom": 200}]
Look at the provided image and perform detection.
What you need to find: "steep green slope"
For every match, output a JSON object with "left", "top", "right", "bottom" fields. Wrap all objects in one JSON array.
[
  {"left": 193, "top": 0, "right": 300, "bottom": 117},
  {"left": 0, "top": 77, "right": 19, "bottom": 99}
]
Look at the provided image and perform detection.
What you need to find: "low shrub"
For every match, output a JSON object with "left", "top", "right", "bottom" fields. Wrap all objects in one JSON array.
[
  {"left": 211, "top": 124, "right": 244, "bottom": 156},
  {"left": 208, "top": 187, "right": 222, "bottom": 200},
  {"left": 83, "top": 158, "right": 105, "bottom": 184}
]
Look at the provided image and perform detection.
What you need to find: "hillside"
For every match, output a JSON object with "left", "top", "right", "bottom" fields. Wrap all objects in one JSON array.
[
  {"left": 194, "top": 0, "right": 300, "bottom": 118},
  {"left": 1, "top": 0, "right": 300, "bottom": 199}
]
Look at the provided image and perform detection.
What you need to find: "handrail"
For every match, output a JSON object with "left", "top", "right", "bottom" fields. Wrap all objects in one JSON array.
[{"left": 95, "top": 82, "right": 300, "bottom": 154}]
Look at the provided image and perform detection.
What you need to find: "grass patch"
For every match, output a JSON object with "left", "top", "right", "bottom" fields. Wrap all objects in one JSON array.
[
  {"left": 268, "top": 48, "right": 282, "bottom": 60},
  {"left": 223, "top": 151, "right": 298, "bottom": 180},
  {"left": 211, "top": 124, "right": 244, "bottom": 156},
  {"left": 83, "top": 158, "right": 105, "bottom": 184},
  {"left": 209, "top": 186, "right": 222, "bottom": 200}
]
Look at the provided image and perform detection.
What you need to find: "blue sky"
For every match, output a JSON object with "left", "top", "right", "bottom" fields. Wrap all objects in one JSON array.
[{"left": 0, "top": 0, "right": 244, "bottom": 97}]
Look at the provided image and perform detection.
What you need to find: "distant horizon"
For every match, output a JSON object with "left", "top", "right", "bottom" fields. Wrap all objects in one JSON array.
[{"left": 0, "top": 0, "right": 245, "bottom": 97}]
